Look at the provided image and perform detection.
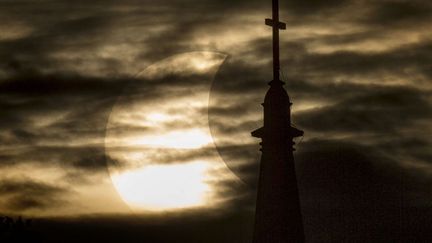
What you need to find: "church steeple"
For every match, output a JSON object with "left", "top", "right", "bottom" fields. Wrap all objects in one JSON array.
[{"left": 251, "top": 0, "right": 305, "bottom": 242}]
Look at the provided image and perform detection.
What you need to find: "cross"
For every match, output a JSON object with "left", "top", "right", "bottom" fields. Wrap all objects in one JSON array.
[{"left": 265, "top": 0, "right": 286, "bottom": 82}]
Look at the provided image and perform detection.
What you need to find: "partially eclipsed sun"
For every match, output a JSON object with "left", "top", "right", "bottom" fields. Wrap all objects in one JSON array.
[{"left": 105, "top": 52, "right": 229, "bottom": 212}]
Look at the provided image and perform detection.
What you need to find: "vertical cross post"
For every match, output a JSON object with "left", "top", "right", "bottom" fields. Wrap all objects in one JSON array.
[{"left": 265, "top": 0, "right": 286, "bottom": 82}]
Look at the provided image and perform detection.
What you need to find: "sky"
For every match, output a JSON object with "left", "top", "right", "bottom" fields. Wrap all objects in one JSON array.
[{"left": 0, "top": 0, "right": 432, "bottom": 242}]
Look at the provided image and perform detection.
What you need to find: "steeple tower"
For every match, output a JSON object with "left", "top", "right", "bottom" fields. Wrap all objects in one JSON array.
[{"left": 251, "top": 0, "right": 305, "bottom": 242}]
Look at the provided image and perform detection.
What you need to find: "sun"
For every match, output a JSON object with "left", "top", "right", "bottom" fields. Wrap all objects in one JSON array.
[{"left": 111, "top": 162, "right": 211, "bottom": 211}]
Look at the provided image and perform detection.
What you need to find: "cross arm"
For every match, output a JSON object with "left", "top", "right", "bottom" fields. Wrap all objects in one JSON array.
[{"left": 265, "top": 18, "right": 286, "bottom": 30}]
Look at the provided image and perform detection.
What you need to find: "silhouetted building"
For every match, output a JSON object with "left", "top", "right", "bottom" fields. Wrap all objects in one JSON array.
[{"left": 251, "top": 0, "right": 305, "bottom": 242}]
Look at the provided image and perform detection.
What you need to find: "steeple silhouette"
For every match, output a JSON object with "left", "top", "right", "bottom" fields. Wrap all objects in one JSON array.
[{"left": 251, "top": 0, "right": 305, "bottom": 242}]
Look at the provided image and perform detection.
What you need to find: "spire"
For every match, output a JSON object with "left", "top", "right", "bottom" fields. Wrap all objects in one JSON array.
[
  {"left": 266, "top": 0, "right": 286, "bottom": 84},
  {"left": 251, "top": 1, "right": 305, "bottom": 242}
]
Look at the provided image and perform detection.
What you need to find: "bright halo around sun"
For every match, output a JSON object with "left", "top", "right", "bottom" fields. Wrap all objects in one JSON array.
[{"left": 105, "top": 52, "right": 233, "bottom": 212}]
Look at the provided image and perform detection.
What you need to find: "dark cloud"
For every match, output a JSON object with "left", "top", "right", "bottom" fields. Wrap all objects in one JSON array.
[
  {"left": 71, "top": 150, "right": 108, "bottom": 171},
  {"left": 284, "top": 0, "right": 351, "bottom": 15},
  {"left": 0, "top": 180, "right": 65, "bottom": 196},
  {"left": 11, "top": 129, "right": 37, "bottom": 141},
  {"left": 0, "top": 146, "right": 109, "bottom": 172},
  {"left": 0, "top": 73, "right": 127, "bottom": 140},
  {"left": 365, "top": 1, "right": 432, "bottom": 26},
  {"left": 5, "top": 195, "right": 61, "bottom": 211},
  {"left": 0, "top": 73, "right": 124, "bottom": 96},
  {"left": 0, "top": 6, "right": 116, "bottom": 76},
  {"left": 296, "top": 85, "right": 432, "bottom": 133},
  {"left": 298, "top": 42, "right": 432, "bottom": 78},
  {"left": 212, "top": 144, "right": 261, "bottom": 186},
  {"left": 0, "top": 179, "right": 69, "bottom": 211}
]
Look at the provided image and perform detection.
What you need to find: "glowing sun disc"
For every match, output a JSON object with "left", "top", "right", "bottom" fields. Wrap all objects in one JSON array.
[{"left": 111, "top": 162, "right": 211, "bottom": 211}]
